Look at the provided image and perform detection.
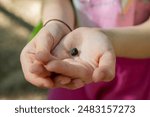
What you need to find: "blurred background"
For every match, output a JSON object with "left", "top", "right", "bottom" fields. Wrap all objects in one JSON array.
[{"left": 0, "top": 0, "right": 48, "bottom": 99}]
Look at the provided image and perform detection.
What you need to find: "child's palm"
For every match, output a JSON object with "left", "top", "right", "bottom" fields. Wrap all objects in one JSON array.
[{"left": 46, "top": 27, "right": 116, "bottom": 89}]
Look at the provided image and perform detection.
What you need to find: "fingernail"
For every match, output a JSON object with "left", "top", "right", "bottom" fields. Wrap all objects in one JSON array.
[
  {"left": 74, "top": 79, "right": 84, "bottom": 88},
  {"left": 60, "top": 79, "right": 71, "bottom": 85}
]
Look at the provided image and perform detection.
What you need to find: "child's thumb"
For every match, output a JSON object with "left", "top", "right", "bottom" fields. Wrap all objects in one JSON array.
[
  {"left": 92, "top": 51, "right": 115, "bottom": 82},
  {"left": 35, "top": 51, "right": 58, "bottom": 64},
  {"left": 35, "top": 33, "right": 58, "bottom": 63}
]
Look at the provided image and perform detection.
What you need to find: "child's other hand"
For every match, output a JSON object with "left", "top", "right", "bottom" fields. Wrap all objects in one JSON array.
[
  {"left": 20, "top": 21, "right": 71, "bottom": 88},
  {"left": 46, "top": 27, "right": 116, "bottom": 89}
]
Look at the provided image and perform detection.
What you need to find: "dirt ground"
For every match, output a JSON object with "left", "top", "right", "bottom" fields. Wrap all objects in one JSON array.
[{"left": 0, "top": 1, "right": 47, "bottom": 99}]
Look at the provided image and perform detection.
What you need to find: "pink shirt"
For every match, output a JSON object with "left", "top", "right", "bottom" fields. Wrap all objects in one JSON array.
[
  {"left": 73, "top": 0, "right": 150, "bottom": 27},
  {"left": 48, "top": 0, "right": 150, "bottom": 100}
]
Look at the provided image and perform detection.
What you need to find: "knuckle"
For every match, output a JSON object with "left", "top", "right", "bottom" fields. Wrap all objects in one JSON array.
[
  {"left": 37, "top": 82, "right": 46, "bottom": 88},
  {"left": 36, "top": 80, "right": 51, "bottom": 88}
]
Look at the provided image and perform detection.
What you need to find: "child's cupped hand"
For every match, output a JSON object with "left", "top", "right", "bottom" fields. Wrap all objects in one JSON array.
[
  {"left": 20, "top": 25, "right": 116, "bottom": 90},
  {"left": 44, "top": 27, "right": 116, "bottom": 89},
  {"left": 20, "top": 22, "right": 72, "bottom": 89}
]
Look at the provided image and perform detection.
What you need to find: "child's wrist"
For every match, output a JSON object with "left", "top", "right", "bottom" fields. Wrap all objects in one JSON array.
[
  {"left": 43, "top": 20, "right": 71, "bottom": 49},
  {"left": 43, "top": 19, "right": 72, "bottom": 32},
  {"left": 44, "top": 19, "right": 72, "bottom": 35},
  {"left": 100, "top": 29, "right": 118, "bottom": 56}
]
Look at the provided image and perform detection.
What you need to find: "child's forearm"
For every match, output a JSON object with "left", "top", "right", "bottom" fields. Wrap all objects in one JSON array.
[
  {"left": 42, "top": 0, "right": 74, "bottom": 29},
  {"left": 41, "top": 0, "right": 75, "bottom": 48},
  {"left": 102, "top": 19, "right": 150, "bottom": 58}
]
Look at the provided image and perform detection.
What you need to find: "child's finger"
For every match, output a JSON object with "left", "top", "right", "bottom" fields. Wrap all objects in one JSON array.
[
  {"left": 30, "top": 61, "right": 50, "bottom": 77},
  {"left": 45, "top": 60, "right": 92, "bottom": 81},
  {"left": 28, "top": 75, "right": 54, "bottom": 88},
  {"left": 55, "top": 76, "right": 85, "bottom": 90},
  {"left": 63, "top": 79, "right": 85, "bottom": 90},
  {"left": 92, "top": 51, "right": 116, "bottom": 82},
  {"left": 54, "top": 75, "right": 71, "bottom": 85},
  {"left": 35, "top": 51, "right": 58, "bottom": 64},
  {"left": 20, "top": 52, "right": 54, "bottom": 88}
]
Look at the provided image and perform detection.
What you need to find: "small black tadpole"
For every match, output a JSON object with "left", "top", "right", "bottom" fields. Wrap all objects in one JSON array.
[{"left": 70, "top": 48, "right": 78, "bottom": 56}]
